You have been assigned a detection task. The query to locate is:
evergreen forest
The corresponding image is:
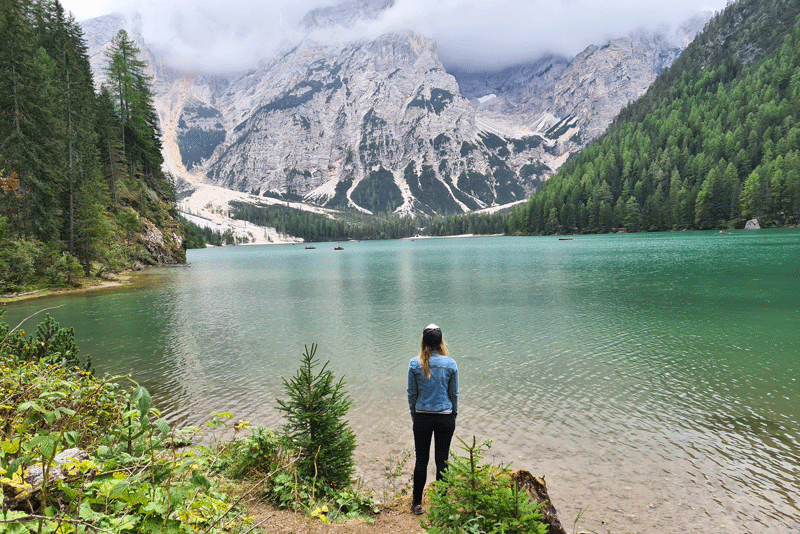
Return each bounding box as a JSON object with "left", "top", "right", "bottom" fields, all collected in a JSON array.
[
  {"left": 0, "top": 0, "right": 183, "bottom": 293},
  {"left": 508, "top": 0, "right": 800, "bottom": 235},
  {"left": 227, "top": 201, "right": 507, "bottom": 242},
  {"left": 6, "top": 0, "right": 800, "bottom": 293}
]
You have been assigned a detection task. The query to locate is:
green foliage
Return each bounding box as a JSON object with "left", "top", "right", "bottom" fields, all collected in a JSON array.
[
  {"left": 544, "top": 116, "right": 577, "bottom": 140},
  {"left": 350, "top": 167, "right": 404, "bottom": 214},
  {"left": 457, "top": 170, "right": 494, "bottom": 205},
  {"left": 183, "top": 105, "right": 222, "bottom": 119},
  {"left": 408, "top": 88, "right": 455, "bottom": 114},
  {"left": 0, "top": 312, "right": 256, "bottom": 534},
  {"left": 379, "top": 448, "right": 413, "bottom": 502},
  {"left": 177, "top": 127, "right": 226, "bottom": 170},
  {"left": 212, "top": 426, "right": 281, "bottom": 479},
  {"left": 406, "top": 163, "right": 462, "bottom": 214},
  {"left": 276, "top": 344, "right": 356, "bottom": 490},
  {"left": 0, "top": 313, "right": 86, "bottom": 371},
  {"left": 425, "top": 437, "right": 548, "bottom": 534},
  {"left": 209, "top": 358, "right": 376, "bottom": 523},
  {"left": 228, "top": 200, "right": 418, "bottom": 241},
  {"left": 257, "top": 81, "right": 323, "bottom": 114},
  {"left": 267, "top": 471, "right": 376, "bottom": 521},
  {"left": 425, "top": 211, "right": 508, "bottom": 236},
  {"left": 0, "top": 3, "right": 183, "bottom": 295},
  {"left": 179, "top": 216, "right": 224, "bottom": 248},
  {"left": 510, "top": 0, "right": 800, "bottom": 235}
]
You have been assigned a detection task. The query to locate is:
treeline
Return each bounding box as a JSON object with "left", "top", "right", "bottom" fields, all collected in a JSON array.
[
  {"left": 229, "top": 201, "right": 419, "bottom": 242},
  {"left": 424, "top": 211, "right": 507, "bottom": 236},
  {"left": 0, "top": 0, "right": 182, "bottom": 293},
  {"left": 180, "top": 217, "right": 226, "bottom": 248},
  {"left": 225, "top": 201, "right": 509, "bottom": 244},
  {"left": 508, "top": 0, "right": 800, "bottom": 235}
]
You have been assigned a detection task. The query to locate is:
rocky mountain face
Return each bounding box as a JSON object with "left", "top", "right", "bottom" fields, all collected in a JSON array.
[
  {"left": 80, "top": 10, "right": 708, "bottom": 217},
  {"left": 300, "top": 0, "right": 395, "bottom": 30},
  {"left": 454, "top": 19, "right": 707, "bottom": 145}
]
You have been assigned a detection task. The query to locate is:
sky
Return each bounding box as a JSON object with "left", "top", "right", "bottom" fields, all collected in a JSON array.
[{"left": 60, "top": 0, "right": 730, "bottom": 73}]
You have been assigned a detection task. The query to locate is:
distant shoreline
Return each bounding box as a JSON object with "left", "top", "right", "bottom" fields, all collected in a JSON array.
[
  {"left": 0, "top": 269, "right": 156, "bottom": 304},
  {"left": 403, "top": 233, "right": 504, "bottom": 240}
]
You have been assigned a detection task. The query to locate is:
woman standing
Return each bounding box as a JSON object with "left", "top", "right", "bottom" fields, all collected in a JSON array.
[{"left": 407, "top": 324, "right": 459, "bottom": 515}]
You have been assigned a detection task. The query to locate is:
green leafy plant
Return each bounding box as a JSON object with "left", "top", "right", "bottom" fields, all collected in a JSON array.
[
  {"left": 425, "top": 436, "right": 548, "bottom": 534},
  {"left": 380, "top": 447, "right": 413, "bottom": 502},
  {"left": 0, "top": 313, "right": 257, "bottom": 534},
  {"left": 212, "top": 426, "right": 281, "bottom": 479},
  {"left": 0, "top": 310, "right": 89, "bottom": 371}
]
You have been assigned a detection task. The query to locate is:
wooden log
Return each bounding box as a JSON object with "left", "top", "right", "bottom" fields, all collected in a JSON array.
[{"left": 511, "top": 469, "right": 568, "bottom": 534}]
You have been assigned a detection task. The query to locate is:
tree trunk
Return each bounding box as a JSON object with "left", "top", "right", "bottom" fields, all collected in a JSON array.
[{"left": 511, "top": 470, "right": 568, "bottom": 534}]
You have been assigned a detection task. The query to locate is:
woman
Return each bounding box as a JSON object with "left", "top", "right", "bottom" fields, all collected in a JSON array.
[{"left": 407, "top": 323, "right": 459, "bottom": 515}]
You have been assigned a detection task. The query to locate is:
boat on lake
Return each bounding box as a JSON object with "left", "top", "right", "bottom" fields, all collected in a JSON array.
[
  {"left": 334, "top": 246, "right": 344, "bottom": 250},
  {"left": 305, "top": 246, "right": 315, "bottom": 249}
]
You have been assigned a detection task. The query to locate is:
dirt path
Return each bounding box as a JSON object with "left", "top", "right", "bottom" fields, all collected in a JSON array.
[{"left": 245, "top": 494, "right": 426, "bottom": 534}]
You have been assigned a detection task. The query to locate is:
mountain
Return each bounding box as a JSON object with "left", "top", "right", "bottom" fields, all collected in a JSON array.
[
  {"left": 300, "top": 0, "right": 395, "bottom": 30},
  {"left": 79, "top": 6, "right": 708, "bottom": 219},
  {"left": 509, "top": 0, "right": 800, "bottom": 235},
  {"left": 453, "top": 19, "right": 705, "bottom": 145}
]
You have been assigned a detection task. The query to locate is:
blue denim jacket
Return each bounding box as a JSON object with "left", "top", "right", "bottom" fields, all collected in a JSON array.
[{"left": 408, "top": 352, "right": 458, "bottom": 417}]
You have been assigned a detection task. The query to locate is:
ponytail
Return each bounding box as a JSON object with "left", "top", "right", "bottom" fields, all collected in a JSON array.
[{"left": 418, "top": 340, "right": 447, "bottom": 379}]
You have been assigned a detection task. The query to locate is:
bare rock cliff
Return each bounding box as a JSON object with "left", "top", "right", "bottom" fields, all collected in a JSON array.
[{"left": 81, "top": 11, "right": 708, "bottom": 217}]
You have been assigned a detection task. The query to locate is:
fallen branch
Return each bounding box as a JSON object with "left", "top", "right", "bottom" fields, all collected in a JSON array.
[
  {"left": 241, "top": 513, "right": 277, "bottom": 534},
  {"left": 0, "top": 305, "right": 65, "bottom": 348},
  {"left": 0, "top": 514, "right": 115, "bottom": 534},
  {"left": 200, "top": 454, "right": 299, "bottom": 534}
]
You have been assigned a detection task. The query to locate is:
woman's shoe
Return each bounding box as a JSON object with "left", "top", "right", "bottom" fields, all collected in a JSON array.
[{"left": 411, "top": 503, "right": 424, "bottom": 515}]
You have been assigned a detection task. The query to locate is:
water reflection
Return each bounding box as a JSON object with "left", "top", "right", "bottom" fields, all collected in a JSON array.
[{"left": 4, "top": 231, "right": 800, "bottom": 534}]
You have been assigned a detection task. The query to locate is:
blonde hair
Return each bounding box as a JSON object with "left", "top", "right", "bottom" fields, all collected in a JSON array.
[{"left": 418, "top": 340, "right": 448, "bottom": 379}]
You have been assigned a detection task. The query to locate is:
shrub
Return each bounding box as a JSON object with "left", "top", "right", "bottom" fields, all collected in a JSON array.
[
  {"left": 0, "top": 238, "right": 40, "bottom": 292},
  {"left": 276, "top": 343, "right": 356, "bottom": 491},
  {"left": 425, "top": 436, "right": 548, "bottom": 534},
  {"left": 213, "top": 426, "right": 282, "bottom": 479},
  {"left": 0, "top": 312, "right": 87, "bottom": 370},
  {"left": 0, "top": 313, "right": 255, "bottom": 534}
]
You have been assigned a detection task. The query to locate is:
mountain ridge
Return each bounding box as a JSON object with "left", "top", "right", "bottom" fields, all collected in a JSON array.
[
  {"left": 508, "top": 0, "right": 800, "bottom": 235},
  {"left": 79, "top": 8, "right": 710, "bottom": 221}
]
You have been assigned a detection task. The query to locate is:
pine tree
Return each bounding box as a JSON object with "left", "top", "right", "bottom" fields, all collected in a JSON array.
[
  {"left": 276, "top": 344, "right": 356, "bottom": 490},
  {"left": 0, "top": 0, "right": 65, "bottom": 241},
  {"left": 95, "top": 87, "right": 127, "bottom": 202},
  {"left": 33, "top": 0, "right": 100, "bottom": 256},
  {"left": 74, "top": 173, "right": 112, "bottom": 275},
  {"left": 103, "top": 29, "right": 171, "bottom": 200}
]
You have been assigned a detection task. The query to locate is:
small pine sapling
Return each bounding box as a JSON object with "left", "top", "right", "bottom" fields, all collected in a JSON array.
[
  {"left": 425, "top": 436, "right": 548, "bottom": 534},
  {"left": 276, "top": 343, "right": 356, "bottom": 490}
]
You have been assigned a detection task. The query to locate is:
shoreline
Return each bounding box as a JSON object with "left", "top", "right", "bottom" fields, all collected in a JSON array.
[
  {"left": 0, "top": 266, "right": 173, "bottom": 304},
  {"left": 403, "top": 233, "right": 504, "bottom": 240}
]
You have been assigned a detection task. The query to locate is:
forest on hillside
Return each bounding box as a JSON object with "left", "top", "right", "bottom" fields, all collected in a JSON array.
[
  {"left": 9, "top": 0, "right": 800, "bottom": 280},
  {"left": 225, "top": 201, "right": 506, "bottom": 242},
  {"left": 0, "top": 0, "right": 182, "bottom": 293},
  {"left": 508, "top": 0, "right": 800, "bottom": 235}
]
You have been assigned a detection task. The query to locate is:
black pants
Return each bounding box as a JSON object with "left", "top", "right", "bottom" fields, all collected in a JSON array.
[{"left": 412, "top": 412, "right": 456, "bottom": 505}]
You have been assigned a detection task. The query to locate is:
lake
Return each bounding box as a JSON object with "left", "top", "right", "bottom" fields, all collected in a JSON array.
[{"left": 4, "top": 231, "right": 799, "bottom": 534}]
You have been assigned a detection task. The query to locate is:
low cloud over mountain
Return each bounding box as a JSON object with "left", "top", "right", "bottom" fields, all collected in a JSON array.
[{"left": 72, "top": 0, "right": 726, "bottom": 73}]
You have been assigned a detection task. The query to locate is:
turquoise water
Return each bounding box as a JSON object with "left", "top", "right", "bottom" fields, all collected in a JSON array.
[{"left": 4, "top": 230, "right": 799, "bottom": 533}]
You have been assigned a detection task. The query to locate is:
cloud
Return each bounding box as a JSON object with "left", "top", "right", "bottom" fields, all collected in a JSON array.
[
  {"left": 67, "top": 0, "right": 729, "bottom": 73},
  {"left": 375, "top": 0, "right": 727, "bottom": 70}
]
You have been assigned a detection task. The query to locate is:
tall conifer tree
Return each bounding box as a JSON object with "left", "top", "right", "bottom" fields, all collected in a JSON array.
[{"left": 0, "top": 0, "right": 65, "bottom": 240}]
